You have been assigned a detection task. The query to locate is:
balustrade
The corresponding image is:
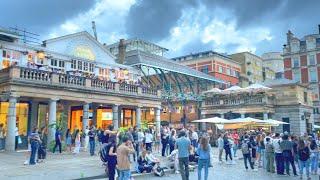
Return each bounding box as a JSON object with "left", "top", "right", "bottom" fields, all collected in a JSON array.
[
  {"left": 58, "top": 74, "right": 85, "bottom": 86},
  {"left": 142, "top": 86, "right": 158, "bottom": 96},
  {"left": 91, "top": 79, "right": 115, "bottom": 91},
  {"left": 20, "top": 67, "right": 51, "bottom": 82},
  {"left": 119, "top": 83, "right": 138, "bottom": 93}
]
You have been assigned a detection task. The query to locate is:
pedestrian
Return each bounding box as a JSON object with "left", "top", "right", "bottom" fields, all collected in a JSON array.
[
  {"left": 169, "top": 129, "right": 176, "bottom": 154},
  {"left": 265, "top": 137, "right": 275, "bottom": 173},
  {"left": 0, "top": 123, "right": 5, "bottom": 150},
  {"left": 37, "top": 127, "right": 47, "bottom": 162},
  {"left": 15, "top": 124, "right": 19, "bottom": 150},
  {"left": 29, "top": 127, "right": 40, "bottom": 165},
  {"left": 273, "top": 133, "right": 284, "bottom": 175},
  {"left": 223, "top": 134, "right": 233, "bottom": 164},
  {"left": 191, "top": 128, "right": 199, "bottom": 148},
  {"left": 176, "top": 130, "right": 191, "bottom": 180},
  {"left": 132, "top": 126, "right": 139, "bottom": 160},
  {"left": 197, "top": 137, "right": 211, "bottom": 180},
  {"left": 88, "top": 126, "right": 96, "bottom": 156},
  {"left": 107, "top": 136, "right": 117, "bottom": 180},
  {"left": 53, "top": 127, "right": 62, "bottom": 154},
  {"left": 217, "top": 134, "right": 224, "bottom": 163},
  {"left": 145, "top": 130, "right": 153, "bottom": 152},
  {"left": 249, "top": 135, "right": 257, "bottom": 167},
  {"left": 65, "top": 129, "right": 72, "bottom": 152},
  {"left": 280, "top": 134, "right": 297, "bottom": 176},
  {"left": 137, "top": 128, "right": 145, "bottom": 152},
  {"left": 161, "top": 126, "right": 169, "bottom": 157},
  {"left": 241, "top": 135, "right": 256, "bottom": 171},
  {"left": 116, "top": 136, "right": 135, "bottom": 180},
  {"left": 309, "top": 139, "right": 319, "bottom": 175},
  {"left": 297, "top": 139, "right": 311, "bottom": 180},
  {"left": 73, "top": 130, "right": 81, "bottom": 154},
  {"left": 232, "top": 130, "right": 239, "bottom": 157},
  {"left": 259, "top": 133, "right": 266, "bottom": 168},
  {"left": 291, "top": 135, "right": 299, "bottom": 163}
]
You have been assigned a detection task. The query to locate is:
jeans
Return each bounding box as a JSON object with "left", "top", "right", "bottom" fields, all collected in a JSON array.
[
  {"left": 29, "top": 141, "right": 39, "bottom": 165},
  {"left": 89, "top": 140, "right": 95, "bottom": 156},
  {"left": 118, "top": 169, "right": 130, "bottom": 180},
  {"left": 198, "top": 159, "right": 209, "bottom": 180},
  {"left": 243, "top": 153, "right": 254, "bottom": 169},
  {"left": 225, "top": 148, "right": 232, "bottom": 161},
  {"left": 265, "top": 152, "right": 275, "bottom": 173},
  {"left": 161, "top": 140, "right": 168, "bottom": 156},
  {"left": 218, "top": 148, "right": 223, "bottom": 161},
  {"left": 283, "top": 150, "right": 297, "bottom": 175},
  {"left": 179, "top": 157, "right": 189, "bottom": 180},
  {"left": 135, "top": 142, "right": 139, "bottom": 160},
  {"left": 310, "top": 152, "right": 319, "bottom": 173},
  {"left": 298, "top": 159, "right": 310, "bottom": 177},
  {"left": 260, "top": 149, "right": 266, "bottom": 168},
  {"left": 53, "top": 140, "right": 61, "bottom": 153},
  {"left": 275, "top": 153, "right": 284, "bottom": 174},
  {"left": 233, "top": 145, "right": 238, "bottom": 157},
  {"left": 0, "top": 138, "right": 4, "bottom": 150},
  {"left": 107, "top": 158, "right": 117, "bottom": 180}
]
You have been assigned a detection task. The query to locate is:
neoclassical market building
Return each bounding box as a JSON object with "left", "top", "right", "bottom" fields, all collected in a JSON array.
[{"left": 0, "top": 29, "right": 223, "bottom": 151}]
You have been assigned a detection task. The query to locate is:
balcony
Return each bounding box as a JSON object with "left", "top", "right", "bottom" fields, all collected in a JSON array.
[
  {"left": 204, "top": 95, "right": 273, "bottom": 107},
  {"left": 1, "top": 66, "right": 161, "bottom": 99}
]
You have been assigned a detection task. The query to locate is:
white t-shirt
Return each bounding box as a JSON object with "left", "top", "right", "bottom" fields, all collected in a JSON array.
[
  {"left": 273, "top": 138, "right": 282, "bottom": 153},
  {"left": 191, "top": 132, "right": 198, "bottom": 141},
  {"left": 145, "top": 133, "right": 153, "bottom": 143},
  {"left": 138, "top": 132, "right": 145, "bottom": 142},
  {"left": 218, "top": 137, "right": 224, "bottom": 149},
  {"left": 15, "top": 127, "right": 19, "bottom": 136}
]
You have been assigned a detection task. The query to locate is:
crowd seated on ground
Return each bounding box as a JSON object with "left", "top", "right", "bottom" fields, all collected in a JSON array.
[{"left": 137, "top": 150, "right": 154, "bottom": 173}]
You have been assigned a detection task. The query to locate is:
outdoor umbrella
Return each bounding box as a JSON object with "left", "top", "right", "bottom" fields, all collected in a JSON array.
[
  {"left": 224, "top": 117, "right": 265, "bottom": 124},
  {"left": 261, "top": 119, "right": 290, "bottom": 126},
  {"left": 192, "top": 117, "right": 229, "bottom": 124}
]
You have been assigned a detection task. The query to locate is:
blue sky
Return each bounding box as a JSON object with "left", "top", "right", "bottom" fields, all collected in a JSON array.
[{"left": 1, "top": 0, "right": 319, "bottom": 58}]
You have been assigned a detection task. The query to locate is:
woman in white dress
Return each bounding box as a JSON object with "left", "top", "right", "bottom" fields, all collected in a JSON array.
[
  {"left": 84, "top": 126, "right": 89, "bottom": 152},
  {"left": 73, "top": 130, "right": 81, "bottom": 154}
]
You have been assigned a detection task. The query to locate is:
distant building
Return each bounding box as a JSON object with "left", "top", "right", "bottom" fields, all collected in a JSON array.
[
  {"left": 172, "top": 51, "right": 241, "bottom": 86},
  {"left": 202, "top": 78, "right": 314, "bottom": 135},
  {"left": 231, "top": 52, "right": 274, "bottom": 87},
  {"left": 283, "top": 26, "right": 320, "bottom": 100},
  {"left": 261, "top": 52, "right": 284, "bottom": 78}
]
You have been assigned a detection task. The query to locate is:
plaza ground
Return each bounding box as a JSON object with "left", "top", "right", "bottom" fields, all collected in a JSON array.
[{"left": 0, "top": 148, "right": 318, "bottom": 180}]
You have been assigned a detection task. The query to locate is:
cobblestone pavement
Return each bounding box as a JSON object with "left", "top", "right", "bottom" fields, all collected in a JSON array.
[{"left": 1, "top": 148, "right": 319, "bottom": 180}]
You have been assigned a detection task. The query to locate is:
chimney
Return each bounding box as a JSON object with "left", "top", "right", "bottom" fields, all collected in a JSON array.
[
  {"left": 286, "top": 30, "right": 293, "bottom": 45},
  {"left": 318, "top": 24, "right": 320, "bottom": 34},
  {"left": 118, "top": 39, "right": 126, "bottom": 64}
]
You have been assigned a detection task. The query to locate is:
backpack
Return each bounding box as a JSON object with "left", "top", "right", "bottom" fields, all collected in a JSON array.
[
  {"left": 223, "top": 139, "right": 230, "bottom": 149},
  {"left": 154, "top": 166, "right": 165, "bottom": 177},
  {"left": 100, "top": 144, "right": 110, "bottom": 163},
  {"left": 241, "top": 142, "right": 250, "bottom": 154}
]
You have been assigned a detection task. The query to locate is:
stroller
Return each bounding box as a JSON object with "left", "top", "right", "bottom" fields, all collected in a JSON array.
[{"left": 99, "top": 144, "right": 109, "bottom": 176}]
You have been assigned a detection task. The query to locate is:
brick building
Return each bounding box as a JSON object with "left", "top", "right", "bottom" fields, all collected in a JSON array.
[{"left": 172, "top": 51, "right": 241, "bottom": 86}]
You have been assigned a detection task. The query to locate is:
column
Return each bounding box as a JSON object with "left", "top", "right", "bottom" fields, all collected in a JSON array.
[
  {"left": 30, "top": 100, "right": 39, "bottom": 131},
  {"left": 220, "top": 113, "right": 225, "bottom": 119},
  {"left": 5, "top": 96, "right": 17, "bottom": 151},
  {"left": 91, "top": 103, "right": 98, "bottom": 126},
  {"left": 201, "top": 114, "right": 206, "bottom": 131},
  {"left": 263, "top": 112, "right": 268, "bottom": 120},
  {"left": 155, "top": 107, "right": 161, "bottom": 136},
  {"left": 241, "top": 113, "right": 245, "bottom": 118},
  {"left": 136, "top": 106, "right": 142, "bottom": 129},
  {"left": 48, "top": 99, "right": 57, "bottom": 144},
  {"left": 82, "top": 103, "right": 90, "bottom": 131},
  {"left": 112, "top": 105, "right": 119, "bottom": 130}
]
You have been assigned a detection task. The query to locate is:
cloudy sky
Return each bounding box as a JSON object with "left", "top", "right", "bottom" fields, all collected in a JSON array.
[{"left": 1, "top": 0, "right": 319, "bottom": 58}]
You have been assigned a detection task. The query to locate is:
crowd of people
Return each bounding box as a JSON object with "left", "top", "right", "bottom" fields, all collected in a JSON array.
[{"left": 14, "top": 122, "right": 320, "bottom": 180}]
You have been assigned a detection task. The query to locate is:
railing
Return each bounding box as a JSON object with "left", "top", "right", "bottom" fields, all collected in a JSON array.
[
  {"left": 142, "top": 86, "right": 158, "bottom": 96},
  {"left": 119, "top": 83, "right": 138, "bottom": 93},
  {"left": 8, "top": 66, "right": 159, "bottom": 98},
  {"left": 205, "top": 96, "right": 268, "bottom": 106},
  {"left": 58, "top": 74, "right": 85, "bottom": 86},
  {"left": 20, "top": 67, "right": 51, "bottom": 82},
  {"left": 91, "top": 79, "right": 115, "bottom": 91}
]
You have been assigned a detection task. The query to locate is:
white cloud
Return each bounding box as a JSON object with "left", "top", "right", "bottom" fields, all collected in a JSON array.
[
  {"left": 47, "top": 0, "right": 135, "bottom": 43},
  {"left": 160, "top": 6, "right": 273, "bottom": 56}
]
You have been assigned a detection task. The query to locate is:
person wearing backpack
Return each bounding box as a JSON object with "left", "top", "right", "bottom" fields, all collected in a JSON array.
[
  {"left": 241, "top": 135, "right": 256, "bottom": 171},
  {"left": 265, "top": 137, "right": 275, "bottom": 173},
  {"left": 297, "top": 139, "right": 311, "bottom": 180},
  {"left": 223, "top": 135, "right": 233, "bottom": 164}
]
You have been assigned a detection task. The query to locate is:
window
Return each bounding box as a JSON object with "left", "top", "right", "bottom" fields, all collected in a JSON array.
[
  {"left": 218, "top": 66, "right": 223, "bottom": 73},
  {"left": 77, "top": 61, "right": 82, "bottom": 70},
  {"left": 51, "top": 59, "right": 57, "bottom": 66},
  {"left": 58, "top": 61, "right": 65, "bottom": 68},
  {"left": 282, "top": 118, "right": 290, "bottom": 133},
  {"left": 89, "top": 63, "right": 94, "bottom": 72},
  {"left": 200, "top": 66, "right": 209, "bottom": 74},
  {"left": 309, "top": 67, "right": 317, "bottom": 82},
  {"left": 71, "top": 60, "right": 77, "bottom": 69},
  {"left": 292, "top": 58, "right": 299, "bottom": 67},
  {"left": 226, "top": 68, "right": 231, "bottom": 75},
  {"left": 83, "top": 62, "right": 88, "bottom": 71},
  {"left": 293, "top": 69, "right": 301, "bottom": 82},
  {"left": 308, "top": 55, "right": 316, "bottom": 65}
]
